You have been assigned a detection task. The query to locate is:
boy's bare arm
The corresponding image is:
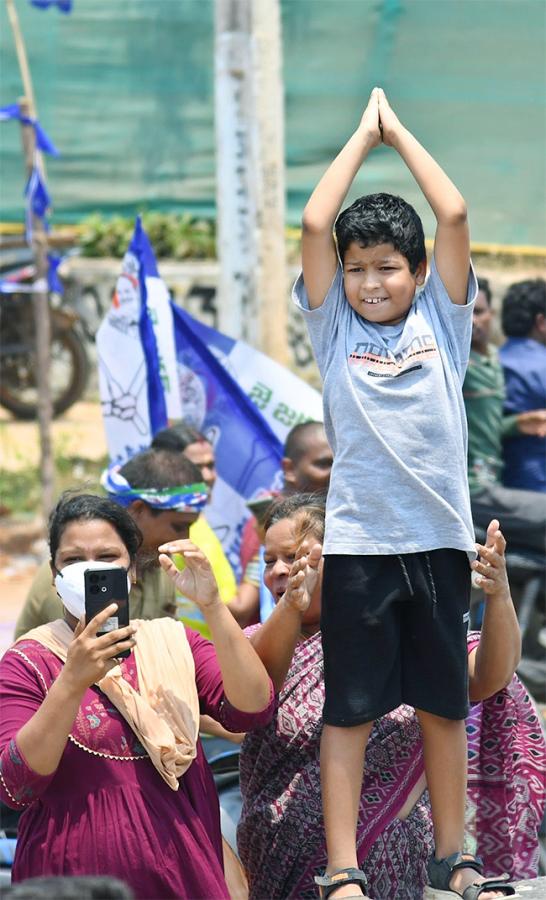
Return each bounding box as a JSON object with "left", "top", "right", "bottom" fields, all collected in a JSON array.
[
  {"left": 301, "top": 88, "right": 381, "bottom": 309},
  {"left": 378, "top": 90, "right": 470, "bottom": 306}
]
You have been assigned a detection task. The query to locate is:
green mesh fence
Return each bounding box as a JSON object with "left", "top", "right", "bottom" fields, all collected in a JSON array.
[{"left": 1, "top": 0, "right": 545, "bottom": 246}]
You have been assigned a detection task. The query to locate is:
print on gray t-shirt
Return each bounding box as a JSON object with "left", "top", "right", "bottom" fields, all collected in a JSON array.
[{"left": 293, "top": 256, "right": 477, "bottom": 557}]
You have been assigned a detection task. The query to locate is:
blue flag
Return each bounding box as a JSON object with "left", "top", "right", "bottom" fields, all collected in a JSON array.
[
  {"left": 97, "top": 216, "right": 184, "bottom": 465},
  {"left": 47, "top": 253, "right": 64, "bottom": 294},
  {"left": 98, "top": 217, "right": 299, "bottom": 572},
  {"left": 30, "top": 0, "right": 73, "bottom": 12},
  {"left": 0, "top": 103, "right": 60, "bottom": 156},
  {"left": 171, "top": 304, "right": 283, "bottom": 498},
  {"left": 122, "top": 216, "right": 283, "bottom": 498},
  {"left": 24, "top": 165, "right": 51, "bottom": 243},
  {"left": 129, "top": 217, "right": 168, "bottom": 436}
]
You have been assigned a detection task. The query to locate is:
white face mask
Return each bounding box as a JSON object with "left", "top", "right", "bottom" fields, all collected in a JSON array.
[{"left": 54, "top": 560, "right": 131, "bottom": 621}]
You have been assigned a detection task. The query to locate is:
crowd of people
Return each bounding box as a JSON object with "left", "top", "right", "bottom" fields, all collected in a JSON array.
[
  {"left": 464, "top": 276, "right": 546, "bottom": 553},
  {"left": 1, "top": 88, "right": 545, "bottom": 900}
]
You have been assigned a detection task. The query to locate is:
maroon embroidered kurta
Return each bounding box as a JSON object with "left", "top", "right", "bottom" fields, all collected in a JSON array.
[{"left": 0, "top": 627, "right": 274, "bottom": 899}]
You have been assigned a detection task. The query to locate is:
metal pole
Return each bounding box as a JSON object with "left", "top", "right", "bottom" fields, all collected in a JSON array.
[
  {"left": 5, "top": 0, "right": 46, "bottom": 180},
  {"left": 6, "top": 0, "right": 55, "bottom": 521},
  {"left": 19, "top": 99, "right": 55, "bottom": 522}
]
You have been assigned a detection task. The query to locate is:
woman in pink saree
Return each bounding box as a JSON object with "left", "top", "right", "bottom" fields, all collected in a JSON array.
[{"left": 238, "top": 494, "right": 546, "bottom": 899}]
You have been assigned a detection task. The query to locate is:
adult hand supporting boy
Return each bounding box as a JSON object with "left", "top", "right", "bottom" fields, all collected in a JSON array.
[
  {"left": 301, "top": 87, "right": 382, "bottom": 309},
  {"left": 377, "top": 89, "right": 470, "bottom": 306}
]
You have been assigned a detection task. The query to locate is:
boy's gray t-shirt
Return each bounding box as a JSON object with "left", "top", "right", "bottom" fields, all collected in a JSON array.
[{"left": 293, "top": 256, "right": 477, "bottom": 557}]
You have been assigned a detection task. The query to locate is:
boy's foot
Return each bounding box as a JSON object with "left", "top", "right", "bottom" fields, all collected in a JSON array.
[
  {"left": 315, "top": 867, "right": 372, "bottom": 899},
  {"left": 426, "top": 853, "right": 515, "bottom": 899},
  {"left": 448, "top": 864, "right": 513, "bottom": 899}
]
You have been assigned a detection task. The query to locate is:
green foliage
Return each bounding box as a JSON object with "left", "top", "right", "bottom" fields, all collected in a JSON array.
[
  {"left": 79, "top": 215, "right": 134, "bottom": 259},
  {"left": 77, "top": 212, "right": 303, "bottom": 261},
  {"left": 0, "top": 454, "right": 108, "bottom": 517},
  {"left": 79, "top": 212, "right": 216, "bottom": 259},
  {"left": 0, "top": 467, "right": 42, "bottom": 517}
]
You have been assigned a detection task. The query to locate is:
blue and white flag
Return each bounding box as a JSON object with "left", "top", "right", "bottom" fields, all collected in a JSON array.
[
  {"left": 170, "top": 307, "right": 326, "bottom": 567},
  {"left": 24, "top": 164, "right": 51, "bottom": 243},
  {"left": 97, "top": 218, "right": 322, "bottom": 572},
  {"left": 30, "top": 0, "right": 73, "bottom": 12},
  {"left": 47, "top": 253, "right": 64, "bottom": 294},
  {"left": 171, "top": 306, "right": 287, "bottom": 567},
  {"left": 172, "top": 305, "right": 284, "bottom": 498},
  {"left": 174, "top": 310, "right": 323, "bottom": 444},
  {"left": 0, "top": 255, "right": 63, "bottom": 295},
  {"left": 96, "top": 217, "right": 181, "bottom": 464},
  {"left": 0, "top": 103, "right": 60, "bottom": 156}
]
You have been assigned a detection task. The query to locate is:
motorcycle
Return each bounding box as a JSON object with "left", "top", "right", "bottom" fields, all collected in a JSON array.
[{"left": 0, "top": 249, "right": 89, "bottom": 420}]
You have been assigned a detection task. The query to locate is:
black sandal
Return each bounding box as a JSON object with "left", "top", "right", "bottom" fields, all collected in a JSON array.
[
  {"left": 423, "top": 852, "right": 516, "bottom": 899},
  {"left": 314, "top": 867, "right": 371, "bottom": 899}
]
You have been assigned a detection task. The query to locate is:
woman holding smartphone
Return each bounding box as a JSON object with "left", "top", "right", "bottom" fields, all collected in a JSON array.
[{"left": 0, "top": 493, "right": 274, "bottom": 899}]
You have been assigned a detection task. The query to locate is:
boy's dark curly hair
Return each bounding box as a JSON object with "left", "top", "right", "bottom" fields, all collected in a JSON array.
[
  {"left": 334, "top": 192, "right": 426, "bottom": 273},
  {"left": 501, "top": 278, "right": 546, "bottom": 338}
]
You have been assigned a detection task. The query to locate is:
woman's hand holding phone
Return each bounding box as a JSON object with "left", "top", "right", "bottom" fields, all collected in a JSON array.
[
  {"left": 158, "top": 540, "right": 221, "bottom": 610},
  {"left": 61, "top": 605, "right": 138, "bottom": 694}
]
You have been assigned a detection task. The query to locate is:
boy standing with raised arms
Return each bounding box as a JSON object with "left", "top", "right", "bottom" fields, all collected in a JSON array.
[{"left": 294, "top": 88, "right": 514, "bottom": 899}]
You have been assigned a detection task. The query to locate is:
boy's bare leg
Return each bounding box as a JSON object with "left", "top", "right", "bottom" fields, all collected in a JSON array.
[
  {"left": 418, "top": 710, "right": 506, "bottom": 899},
  {"left": 320, "top": 721, "right": 374, "bottom": 898}
]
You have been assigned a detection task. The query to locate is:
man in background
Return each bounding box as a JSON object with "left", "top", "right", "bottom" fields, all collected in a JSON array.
[
  {"left": 499, "top": 278, "right": 546, "bottom": 493},
  {"left": 151, "top": 423, "right": 238, "bottom": 633},
  {"left": 463, "top": 277, "right": 545, "bottom": 553}
]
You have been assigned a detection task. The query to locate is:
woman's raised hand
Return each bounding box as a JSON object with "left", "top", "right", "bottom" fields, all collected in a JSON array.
[
  {"left": 472, "top": 519, "right": 511, "bottom": 599},
  {"left": 62, "top": 605, "right": 138, "bottom": 693},
  {"left": 158, "top": 540, "right": 221, "bottom": 609},
  {"left": 283, "top": 541, "right": 322, "bottom": 613}
]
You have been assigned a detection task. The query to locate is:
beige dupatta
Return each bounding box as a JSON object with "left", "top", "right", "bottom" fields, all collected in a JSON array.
[{"left": 17, "top": 617, "right": 200, "bottom": 790}]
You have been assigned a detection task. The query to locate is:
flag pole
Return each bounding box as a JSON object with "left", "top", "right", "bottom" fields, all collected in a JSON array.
[
  {"left": 5, "top": 0, "right": 46, "bottom": 180},
  {"left": 5, "top": 0, "right": 55, "bottom": 523},
  {"left": 5, "top": 0, "right": 37, "bottom": 113}
]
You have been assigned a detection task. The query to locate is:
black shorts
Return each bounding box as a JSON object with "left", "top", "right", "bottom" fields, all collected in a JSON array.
[{"left": 321, "top": 549, "right": 471, "bottom": 726}]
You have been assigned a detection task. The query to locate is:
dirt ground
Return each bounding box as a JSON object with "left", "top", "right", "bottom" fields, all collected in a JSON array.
[
  {"left": 0, "top": 568, "right": 36, "bottom": 656},
  {"left": 0, "top": 399, "right": 107, "bottom": 472}
]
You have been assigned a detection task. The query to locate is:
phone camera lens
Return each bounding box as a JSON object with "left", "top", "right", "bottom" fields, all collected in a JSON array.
[
  {"left": 90, "top": 574, "right": 99, "bottom": 584},
  {"left": 91, "top": 584, "right": 100, "bottom": 594}
]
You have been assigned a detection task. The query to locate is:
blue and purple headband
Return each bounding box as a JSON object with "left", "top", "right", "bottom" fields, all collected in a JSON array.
[{"left": 101, "top": 465, "right": 209, "bottom": 514}]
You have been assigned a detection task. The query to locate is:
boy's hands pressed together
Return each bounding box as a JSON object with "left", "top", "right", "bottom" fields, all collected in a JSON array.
[
  {"left": 377, "top": 89, "right": 404, "bottom": 147},
  {"left": 377, "top": 88, "right": 470, "bottom": 304},
  {"left": 358, "top": 87, "right": 382, "bottom": 148}
]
